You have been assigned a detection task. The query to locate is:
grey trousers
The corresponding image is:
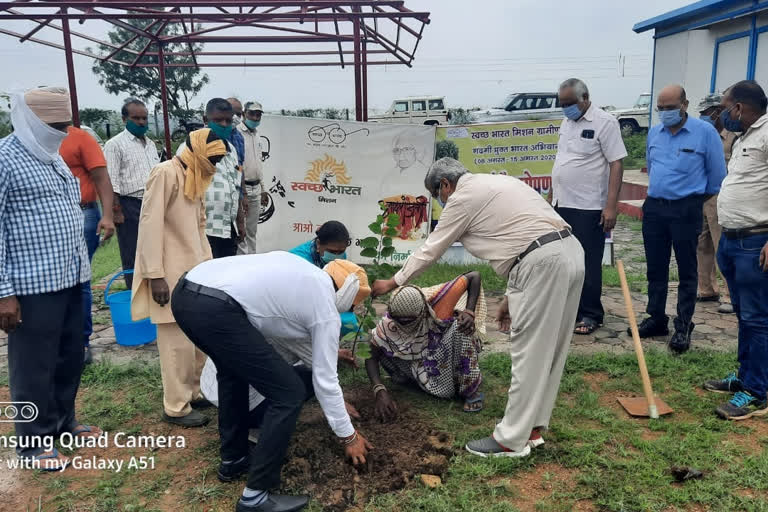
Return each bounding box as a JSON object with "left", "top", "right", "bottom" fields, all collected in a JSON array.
[
  {"left": 493, "top": 236, "right": 585, "bottom": 452},
  {"left": 237, "top": 184, "right": 262, "bottom": 255}
]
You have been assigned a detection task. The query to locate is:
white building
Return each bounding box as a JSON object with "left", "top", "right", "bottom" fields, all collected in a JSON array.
[{"left": 634, "top": 0, "right": 768, "bottom": 124}]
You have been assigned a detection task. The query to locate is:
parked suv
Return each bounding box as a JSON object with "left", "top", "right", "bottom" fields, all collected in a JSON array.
[
  {"left": 470, "top": 92, "right": 562, "bottom": 123},
  {"left": 369, "top": 96, "right": 450, "bottom": 125},
  {"left": 610, "top": 93, "right": 651, "bottom": 135}
]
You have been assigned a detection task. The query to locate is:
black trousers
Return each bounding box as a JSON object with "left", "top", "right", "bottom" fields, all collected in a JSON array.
[
  {"left": 642, "top": 195, "right": 705, "bottom": 330},
  {"left": 555, "top": 207, "right": 605, "bottom": 324},
  {"left": 8, "top": 287, "right": 83, "bottom": 457},
  {"left": 207, "top": 224, "right": 239, "bottom": 259},
  {"left": 115, "top": 196, "right": 142, "bottom": 289},
  {"left": 171, "top": 281, "right": 306, "bottom": 490},
  {"left": 242, "top": 367, "right": 314, "bottom": 433}
]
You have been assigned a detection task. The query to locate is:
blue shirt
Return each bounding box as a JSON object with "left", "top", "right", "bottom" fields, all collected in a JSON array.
[
  {"left": 229, "top": 128, "right": 245, "bottom": 167},
  {"left": 0, "top": 135, "right": 90, "bottom": 297},
  {"left": 646, "top": 116, "right": 727, "bottom": 200},
  {"left": 289, "top": 239, "right": 359, "bottom": 336}
]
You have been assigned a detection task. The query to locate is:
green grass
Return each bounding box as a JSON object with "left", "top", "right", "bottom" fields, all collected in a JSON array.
[
  {"left": 91, "top": 236, "right": 122, "bottom": 284},
  {"left": 410, "top": 263, "right": 507, "bottom": 293},
  {"left": 602, "top": 265, "right": 647, "bottom": 293}
]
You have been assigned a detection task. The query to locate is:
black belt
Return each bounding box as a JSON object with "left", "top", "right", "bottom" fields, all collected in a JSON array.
[
  {"left": 80, "top": 201, "right": 97, "bottom": 210},
  {"left": 511, "top": 229, "right": 572, "bottom": 270},
  {"left": 244, "top": 179, "right": 261, "bottom": 186},
  {"left": 178, "top": 278, "right": 240, "bottom": 308},
  {"left": 723, "top": 225, "right": 768, "bottom": 240},
  {"left": 646, "top": 194, "right": 707, "bottom": 205}
]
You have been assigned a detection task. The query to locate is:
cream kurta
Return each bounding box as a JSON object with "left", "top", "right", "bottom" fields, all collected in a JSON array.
[{"left": 131, "top": 158, "right": 212, "bottom": 324}]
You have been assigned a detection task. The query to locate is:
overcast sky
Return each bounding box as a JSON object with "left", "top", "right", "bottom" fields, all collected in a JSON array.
[{"left": 0, "top": 0, "right": 693, "bottom": 113}]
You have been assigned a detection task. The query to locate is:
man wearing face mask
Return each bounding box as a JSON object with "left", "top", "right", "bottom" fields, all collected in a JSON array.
[
  {"left": 236, "top": 100, "right": 269, "bottom": 255},
  {"left": 227, "top": 97, "right": 246, "bottom": 167},
  {"left": 177, "top": 98, "right": 245, "bottom": 258},
  {"left": 132, "top": 128, "right": 228, "bottom": 427},
  {"left": 171, "top": 254, "right": 373, "bottom": 512},
  {"left": 637, "top": 85, "right": 727, "bottom": 354},
  {"left": 104, "top": 98, "right": 161, "bottom": 290},
  {"left": 0, "top": 87, "right": 102, "bottom": 470},
  {"left": 371, "top": 157, "right": 584, "bottom": 458},
  {"left": 704, "top": 80, "right": 768, "bottom": 421},
  {"left": 551, "top": 78, "right": 627, "bottom": 336},
  {"left": 696, "top": 94, "right": 737, "bottom": 313}
]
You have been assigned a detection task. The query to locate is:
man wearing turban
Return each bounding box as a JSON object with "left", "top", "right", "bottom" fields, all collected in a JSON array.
[
  {"left": 131, "top": 128, "right": 227, "bottom": 427},
  {"left": 0, "top": 87, "right": 100, "bottom": 471}
]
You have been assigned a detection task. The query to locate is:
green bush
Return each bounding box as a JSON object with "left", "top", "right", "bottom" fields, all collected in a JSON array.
[{"left": 623, "top": 133, "right": 647, "bottom": 169}]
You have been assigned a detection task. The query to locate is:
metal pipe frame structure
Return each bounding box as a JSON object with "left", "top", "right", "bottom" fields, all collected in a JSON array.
[{"left": 0, "top": 1, "right": 430, "bottom": 155}]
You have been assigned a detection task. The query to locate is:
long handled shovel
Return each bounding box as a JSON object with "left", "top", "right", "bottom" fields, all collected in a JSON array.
[{"left": 616, "top": 260, "right": 673, "bottom": 418}]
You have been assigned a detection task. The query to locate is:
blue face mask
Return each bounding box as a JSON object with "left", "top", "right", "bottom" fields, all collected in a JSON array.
[
  {"left": 562, "top": 104, "right": 582, "bottom": 121},
  {"left": 720, "top": 108, "right": 743, "bottom": 132},
  {"left": 322, "top": 251, "right": 345, "bottom": 264},
  {"left": 700, "top": 115, "right": 715, "bottom": 126},
  {"left": 659, "top": 109, "right": 683, "bottom": 127},
  {"left": 436, "top": 196, "right": 446, "bottom": 208},
  {"left": 244, "top": 119, "right": 260, "bottom": 130}
]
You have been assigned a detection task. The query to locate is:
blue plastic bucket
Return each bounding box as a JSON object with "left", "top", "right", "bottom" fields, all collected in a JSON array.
[{"left": 105, "top": 270, "right": 157, "bottom": 346}]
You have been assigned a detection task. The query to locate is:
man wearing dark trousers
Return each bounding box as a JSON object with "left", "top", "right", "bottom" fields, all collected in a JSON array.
[
  {"left": 171, "top": 253, "right": 372, "bottom": 512},
  {"left": 551, "top": 78, "right": 627, "bottom": 335},
  {"left": 635, "top": 84, "right": 727, "bottom": 353},
  {"left": 104, "top": 98, "right": 160, "bottom": 289},
  {"left": 0, "top": 87, "right": 103, "bottom": 471}
]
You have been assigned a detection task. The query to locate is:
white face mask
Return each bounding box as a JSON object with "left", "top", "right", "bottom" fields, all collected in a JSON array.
[
  {"left": 334, "top": 273, "right": 360, "bottom": 313},
  {"left": 232, "top": 114, "right": 242, "bottom": 127},
  {"left": 10, "top": 92, "right": 68, "bottom": 164}
]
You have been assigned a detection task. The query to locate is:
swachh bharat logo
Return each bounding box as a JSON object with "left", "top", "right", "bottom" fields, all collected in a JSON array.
[
  {"left": 0, "top": 402, "right": 38, "bottom": 422},
  {"left": 290, "top": 154, "right": 362, "bottom": 202}
]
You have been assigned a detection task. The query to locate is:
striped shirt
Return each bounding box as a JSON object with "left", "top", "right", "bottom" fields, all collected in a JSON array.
[
  {"left": 0, "top": 135, "right": 90, "bottom": 297},
  {"left": 104, "top": 129, "right": 160, "bottom": 198},
  {"left": 176, "top": 141, "right": 242, "bottom": 238}
]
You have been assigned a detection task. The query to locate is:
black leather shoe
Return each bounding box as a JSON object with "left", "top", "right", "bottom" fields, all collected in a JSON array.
[
  {"left": 235, "top": 493, "right": 309, "bottom": 512},
  {"left": 669, "top": 323, "right": 695, "bottom": 354},
  {"left": 629, "top": 317, "right": 669, "bottom": 338},
  {"left": 162, "top": 409, "right": 209, "bottom": 427},
  {"left": 218, "top": 456, "right": 249, "bottom": 482}
]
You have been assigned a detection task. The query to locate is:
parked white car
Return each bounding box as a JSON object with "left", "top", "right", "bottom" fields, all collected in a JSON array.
[
  {"left": 610, "top": 93, "right": 651, "bottom": 135},
  {"left": 470, "top": 92, "right": 562, "bottom": 123},
  {"left": 369, "top": 96, "right": 450, "bottom": 126}
]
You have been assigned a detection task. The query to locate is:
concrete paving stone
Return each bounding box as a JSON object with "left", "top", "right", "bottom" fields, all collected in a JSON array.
[
  {"left": 603, "top": 322, "right": 627, "bottom": 332},
  {"left": 91, "top": 337, "right": 116, "bottom": 347},
  {"left": 98, "top": 327, "right": 115, "bottom": 338},
  {"left": 693, "top": 324, "right": 721, "bottom": 335},
  {"left": 705, "top": 319, "right": 738, "bottom": 330},
  {"left": 594, "top": 329, "right": 617, "bottom": 340}
]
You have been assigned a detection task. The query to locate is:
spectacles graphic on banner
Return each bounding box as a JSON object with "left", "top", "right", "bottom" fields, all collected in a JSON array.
[{"left": 307, "top": 123, "right": 370, "bottom": 144}]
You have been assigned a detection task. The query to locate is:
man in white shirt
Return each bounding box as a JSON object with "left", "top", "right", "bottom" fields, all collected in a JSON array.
[
  {"left": 551, "top": 78, "right": 627, "bottom": 335},
  {"left": 104, "top": 98, "right": 160, "bottom": 289},
  {"left": 702, "top": 80, "right": 768, "bottom": 421},
  {"left": 371, "top": 158, "right": 585, "bottom": 459},
  {"left": 171, "top": 253, "right": 372, "bottom": 512},
  {"left": 236, "top": 100, "right": 269, "bottom": 254}
]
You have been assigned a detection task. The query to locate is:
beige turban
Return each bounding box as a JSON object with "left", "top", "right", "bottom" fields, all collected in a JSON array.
[{"left": 24, "top": 87, "right": 72, "bottom": 124}]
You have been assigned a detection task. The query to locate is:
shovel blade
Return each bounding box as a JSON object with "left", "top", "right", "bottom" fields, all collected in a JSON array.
[{"left": 617, "top": 396, "right": 674, "bottom": 417}]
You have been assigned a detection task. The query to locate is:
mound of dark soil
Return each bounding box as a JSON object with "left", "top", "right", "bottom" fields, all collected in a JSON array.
[{"left": 281, "top": 390, "right": 454, "bottom": 511}]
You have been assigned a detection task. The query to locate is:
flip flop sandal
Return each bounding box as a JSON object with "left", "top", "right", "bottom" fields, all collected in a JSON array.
[
  {"left": 33, "top": 448, "right": 69, "bottom": 472},
  {"left": 574, "top": 319, "right": 600, "bottom": 335},
  {"left": 463, "top": 392, "right": 485, "bottom": 413},
  {"left": 71, "top": 425, "right": 101, "bottom": 438}
]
